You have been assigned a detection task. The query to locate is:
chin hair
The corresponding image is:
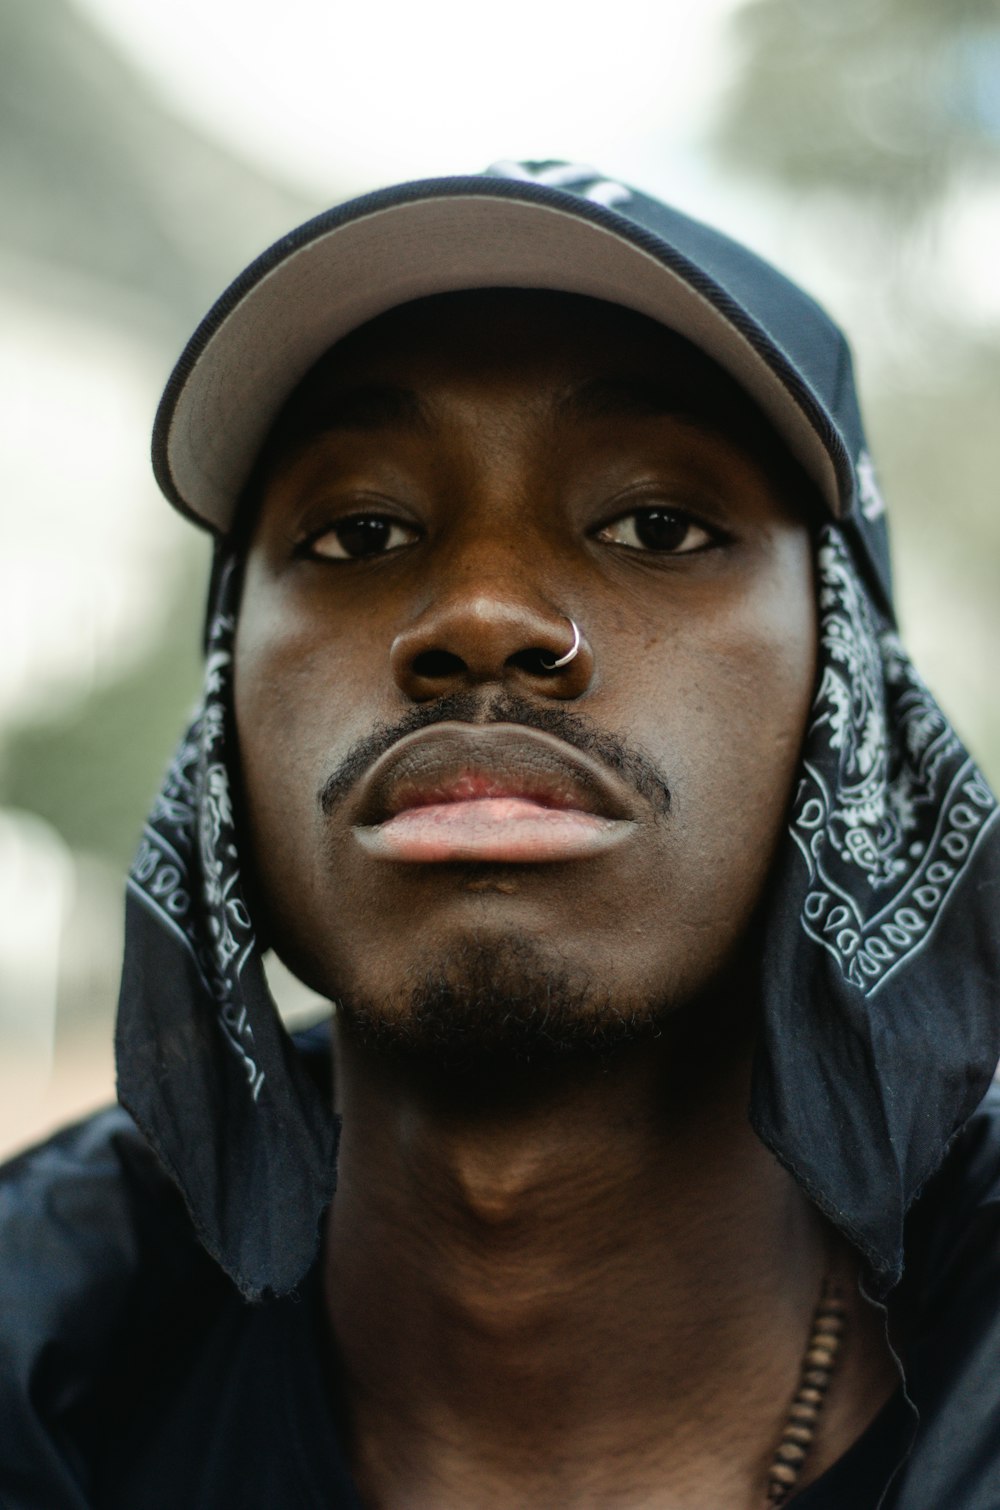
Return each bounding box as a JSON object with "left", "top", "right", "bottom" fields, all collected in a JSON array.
[{"left": 332, "top": 936, "right": 670, "bottom": 1082}]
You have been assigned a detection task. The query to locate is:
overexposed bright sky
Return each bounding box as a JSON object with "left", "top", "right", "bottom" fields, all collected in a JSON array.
[
  {"left": 72, "top": 0, "right": 1000, "bottom": 325},
  {"left": 76, "top": 0, "right": 741, "bottom": 203}
]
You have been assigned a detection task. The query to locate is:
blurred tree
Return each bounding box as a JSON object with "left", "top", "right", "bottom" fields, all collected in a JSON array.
[
  {"left": 0, "top": 0, "right": 315, "bottom": 324},
  {"left": 715, "top": 0, "right": 1000, "bottom": 221},
  {"left": 0, "top": 546, "right": 207, "bottom": 870},
  {"left": 0, "top": 0, "right": 325, "bottom": 871},
  {"left": 712, "top": 0, "right": 1000, "bottom": 786}
]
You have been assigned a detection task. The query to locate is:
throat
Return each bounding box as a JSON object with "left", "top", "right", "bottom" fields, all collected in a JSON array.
[{"left": 321, "top": 1025, "right": 876, "bottom": 1507}]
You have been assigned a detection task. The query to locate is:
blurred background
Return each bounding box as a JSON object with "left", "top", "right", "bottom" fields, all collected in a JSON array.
[{"left": 1, "top": 0, "right": 998, "bottom": 1156}]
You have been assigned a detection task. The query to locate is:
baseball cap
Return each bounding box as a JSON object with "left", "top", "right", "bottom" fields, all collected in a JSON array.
[{"left": 152, "top": 160, "right": 893, "bottom": 613}]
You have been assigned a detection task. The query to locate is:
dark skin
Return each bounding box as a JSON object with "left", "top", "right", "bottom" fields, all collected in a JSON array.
[{"left": 234, "top": 292, "right": 897, "bottom": 1507}]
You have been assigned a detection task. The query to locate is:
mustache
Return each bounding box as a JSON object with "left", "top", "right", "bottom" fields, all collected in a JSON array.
[{"left": 318, "top": 689, "right": 672, "bottom": 818}]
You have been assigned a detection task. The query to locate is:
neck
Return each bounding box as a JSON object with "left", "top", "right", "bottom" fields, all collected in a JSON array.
[{"left": 322, "top": 1006, "right": 881, "bottom": 1509}]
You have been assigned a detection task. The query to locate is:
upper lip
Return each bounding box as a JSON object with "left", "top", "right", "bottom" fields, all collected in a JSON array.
[{"left": 350, "top": 723, "right": 640, "bottom": 827}]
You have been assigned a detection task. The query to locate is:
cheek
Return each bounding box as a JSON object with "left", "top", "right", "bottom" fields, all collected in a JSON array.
[
  {"left": 237, "top": 566, "right": 354, "bottom": 688},
  {"left": 232, "top": 578, "right": 385, "bottom": 920},
  {"left": 234, "top": 566, "right": 384, "bottom": 774},
  {"left": 627, "top": 536, "right": 817, "bottom": 896}
]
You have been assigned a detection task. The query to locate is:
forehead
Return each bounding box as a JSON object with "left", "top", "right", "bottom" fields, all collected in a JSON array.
[
  {"left": 306, "top": 289, "right": 719, "bottom": 382},
  {"left": 248, "top": 290, "right": 806, "bottom": 498}
]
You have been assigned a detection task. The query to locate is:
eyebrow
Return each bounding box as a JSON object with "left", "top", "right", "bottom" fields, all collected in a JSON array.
[
  {"left": 273, "top": 372, "right": 751, "bottom": 473},
  {"left": 293, "top": 382, "right": 431, "bottom": 437},
  {"left": 295, "top": 374, "right": 724, "bottom": 438},
  {"left": 554, "top": 374, "right": 729, "bottom": 434}
]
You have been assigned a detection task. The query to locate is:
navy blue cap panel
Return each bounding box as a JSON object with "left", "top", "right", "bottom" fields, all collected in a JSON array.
[
  {"left": 485, "top": 164, "right": 895, "bottom": 615},
  {"left": 487, "top": 169, "right": 894, "bottom": 617},
  {"left": 623, "top": 183, "right": 894, "bottom": 610},
  {"left": 494, "top": 163, "right": 859, "bottom": 469}
]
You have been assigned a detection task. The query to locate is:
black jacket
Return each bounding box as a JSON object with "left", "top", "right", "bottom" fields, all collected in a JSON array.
[{"left": 3, "top": 1074, "right": 1000, "bottom": 1508}]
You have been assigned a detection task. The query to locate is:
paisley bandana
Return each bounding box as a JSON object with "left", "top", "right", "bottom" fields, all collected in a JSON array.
[
  {"left": 116, "top": 557, "right": 338, "bottom": 1300},
  {"left": 753, "top": 528, "right": 1000, "bottom": 1294},
  {"left": 116, "top": 526, "right": 1000, "bottom": 1303}
]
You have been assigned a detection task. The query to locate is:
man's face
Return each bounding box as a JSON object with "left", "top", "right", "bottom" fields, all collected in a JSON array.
[{"left": 234, "top": 291, "right": 816, "bottom": 1058}]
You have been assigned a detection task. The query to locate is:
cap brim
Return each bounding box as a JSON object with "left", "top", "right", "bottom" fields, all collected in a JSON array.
[{"left": 153, "top": 177, "right": 846, "bottom": 534}]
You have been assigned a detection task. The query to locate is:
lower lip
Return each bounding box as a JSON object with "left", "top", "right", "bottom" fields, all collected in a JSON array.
[{"left": 354, "top": 798, "right": 633, "bottom": 863}]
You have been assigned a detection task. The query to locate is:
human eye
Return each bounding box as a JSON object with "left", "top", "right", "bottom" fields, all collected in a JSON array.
[
  {"left": 595, "top": 505, "right": 719, "bottom": 555},
  {"left": 300, "top": 513, "right": 420, "bottom": 562}
]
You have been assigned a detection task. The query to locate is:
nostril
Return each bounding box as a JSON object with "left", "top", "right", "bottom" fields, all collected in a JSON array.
[
  {"left": 508, "top": 647, "right": 564, "bottom": 678},
  {"left": 411, "top": 648, "right": 466, "bottom": 680}
]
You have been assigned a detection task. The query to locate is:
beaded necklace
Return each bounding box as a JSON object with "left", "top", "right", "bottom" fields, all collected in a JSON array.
[{"left": 764, "top": 1277, "right": 848, "bottom": 1506}]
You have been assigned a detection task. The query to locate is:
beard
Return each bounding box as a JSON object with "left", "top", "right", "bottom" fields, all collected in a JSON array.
[{"left": 332, "top": 934, "right": 673, "bottom": 1084}]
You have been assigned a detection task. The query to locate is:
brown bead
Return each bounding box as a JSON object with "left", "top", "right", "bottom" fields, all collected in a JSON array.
[
  {"left": 776, "top": 1441, "right": 807, "bottom": 1465},
  {"left": 784, "top": 1424, "right": 814, "bottom": 1446},
  {"left": 799, "top": 1386, "right": 825, "bottom": 1405},
  {"left": 768, "top": 1463, "right": 799, "bottom": 1486},
  {"left": 785, "top": 1419, "right": 821, "bottom": 1443},
  {"left": 790, "top": 1401, "right": 820, "bottom": 1423},
  {"left": 805, "top": 1347, "right": 835, "bottom": 1369},
  {"left": 815, "top": 1311, "right": 846, "bottom": 1332},
  {"left": 802, "top": 1369, "right": 830, "bottom": 1390}
]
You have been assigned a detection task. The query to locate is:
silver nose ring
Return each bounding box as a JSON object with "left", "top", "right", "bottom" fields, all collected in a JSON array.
[{"left": 540, "top": 618, "right": 581, "bottom": 670}]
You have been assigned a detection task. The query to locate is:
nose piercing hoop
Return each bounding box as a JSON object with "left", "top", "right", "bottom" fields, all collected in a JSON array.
[{"left": 540, "top": 618, "right": 581, "bottom": 671}]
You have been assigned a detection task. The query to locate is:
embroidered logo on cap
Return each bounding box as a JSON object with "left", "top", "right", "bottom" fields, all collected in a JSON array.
[
  {"left": 857, "top": 449, "right": 886, "bottom": 522},
  {"left": 486, "top": 159, "right": 633, "bottom": 208}
]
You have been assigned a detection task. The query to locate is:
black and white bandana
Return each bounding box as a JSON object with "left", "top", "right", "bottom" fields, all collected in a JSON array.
[
  {"left": 116, "top": 522, "right": 1000, "bottom": 1301},
  {"left": 753, "top": 527, "right": 999, "bottom": 1294},
  {"left": 116, "top": 557, "right": 338, "bottom": 1300}
]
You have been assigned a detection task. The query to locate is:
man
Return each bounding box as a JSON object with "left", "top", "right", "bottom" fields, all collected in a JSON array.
[{"left": 2, "top": 162, "right": 999, "bottom": 1508}]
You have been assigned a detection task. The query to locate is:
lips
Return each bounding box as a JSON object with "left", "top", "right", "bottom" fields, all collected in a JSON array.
[{"left": 347, "top": 723, "right": 639, "bottom": 863}]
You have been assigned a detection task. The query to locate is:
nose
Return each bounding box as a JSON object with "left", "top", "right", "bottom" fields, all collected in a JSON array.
[{"left": 390, "top": 593, "right": 594, "bottom": 701}]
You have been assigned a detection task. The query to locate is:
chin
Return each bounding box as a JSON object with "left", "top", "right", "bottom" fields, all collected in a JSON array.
[{"left": 328, "top": 933, "right": 672, "bottom": 1080}]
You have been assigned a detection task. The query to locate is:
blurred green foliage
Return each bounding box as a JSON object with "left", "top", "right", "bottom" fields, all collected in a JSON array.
[
  {"left": 0, "top": 549, "right": 208, "bottom": 869},
  {"left": 0, "top": 0, "right": 319, "bottom": 872},
  {"left": 713, "top": 0, "right": 1000, "bottom": 786},
  {"left": 715, "top": 0, "right": 1000, "bottom": 218},
  {"left": 868, "top": 345, "right": 1000, "bottom": 775},
  {"left": 0, "top": 0, "right": 315, "bottom": 324}
]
